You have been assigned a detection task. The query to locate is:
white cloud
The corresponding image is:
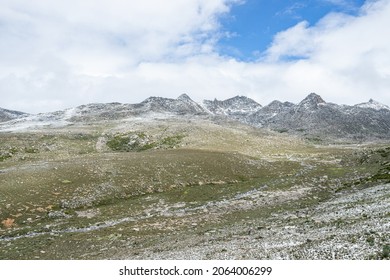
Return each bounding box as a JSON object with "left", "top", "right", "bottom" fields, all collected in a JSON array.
[
  {"left": 0, "top": 0, "right": 234, "bottom": 72},
  {"left": 0, "top": 0, "right": 240, "bottom": 112},
  {"left": 1, "top": 0, "right": 390, "bottom": 113},
  {"left": 263, "top": 0, "right": 390, "bottom": 104}
]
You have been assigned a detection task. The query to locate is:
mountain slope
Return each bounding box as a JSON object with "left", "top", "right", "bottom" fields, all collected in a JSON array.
[
  {"left": 0, "top": 95, "right": 208, "bottom": 130},
  {"left": 0, "top": 107, "right": 28, "bottom": 122},
  {"left": 247, "top": 93, "right": 390, "bottom": 140},
  {"left": 71, "top": 94, "right": 207, "bottom": 122},
  {"left": 247, "top": 100, "right": 294, "bottom": 127}
]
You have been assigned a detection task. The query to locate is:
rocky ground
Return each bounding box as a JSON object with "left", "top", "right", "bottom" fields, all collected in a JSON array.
[
  {"left": 0, "top": 116, "right": 389, "bottom": 259},
  {"left": 122, "top": 183, "right": 389, "bottom": 260}
]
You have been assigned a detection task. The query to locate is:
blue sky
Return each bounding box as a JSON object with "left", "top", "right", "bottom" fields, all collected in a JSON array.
[
  {"left": 1, "top": 0, "right": 389, "bottom": 113},
  {"left": 218, "top": 0, "right": 366, "bottom": 60}
]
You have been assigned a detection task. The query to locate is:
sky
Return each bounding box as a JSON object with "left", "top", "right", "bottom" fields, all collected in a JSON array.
[{"left": 1, "top": 0, "right": 389, "bottom": 113}]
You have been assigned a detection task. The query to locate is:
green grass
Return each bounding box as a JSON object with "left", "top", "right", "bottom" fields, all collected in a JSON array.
[{"left": 0, "top": 153, "right": 12, "bottom": 162}]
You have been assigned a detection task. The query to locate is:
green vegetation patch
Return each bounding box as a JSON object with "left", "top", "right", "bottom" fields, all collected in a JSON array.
[
  {"left": 380, "top": 244, "right": 390, "bottom": 259},
  {"left": 305, "top": 136, "right": 323, "bottom": 144},
  {"left": 24, "top": 147, "right": 39, "bottom": 154},
  {"left": 0, "top": 153, "right": 12, "bottom": 162},
  {"left": 106, "top": 132, "right": 185, "bottom": 152},
  {"left": 0, "top": 146, "right": 18, "bottom": 161},
  {"left": 360, "top": 147, "right": 390, "bottom": 184}
]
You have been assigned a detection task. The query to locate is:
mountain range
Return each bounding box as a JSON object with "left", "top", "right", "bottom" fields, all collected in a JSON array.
[{"left": 1, "top": 93, "right": 390, "bottom": 140}]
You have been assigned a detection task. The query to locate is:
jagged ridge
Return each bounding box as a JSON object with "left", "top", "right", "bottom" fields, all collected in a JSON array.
[
  {"left": 202, "top": 96, "right": 262, "bottom": 117},
  {"left": 1, "top": 93, "right": 390, "bottom": 140}
]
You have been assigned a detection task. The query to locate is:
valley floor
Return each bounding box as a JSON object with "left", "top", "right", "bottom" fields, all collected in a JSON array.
[{"left": 0, "top": 117, "right": 389, "bottom": 259}]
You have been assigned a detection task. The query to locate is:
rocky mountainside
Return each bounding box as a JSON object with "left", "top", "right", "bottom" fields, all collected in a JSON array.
[
  {"left": 0, "top": 107, "right": 28, "bottom": 122},
  {"left": 1, "top": 93, "right": 390, "bottom": 140},
  {"left": 55, "top": 94, "right": 207, "bottom": 122},
  {"left": 247, "top": 100, "right": 295, "bottom": 126},
  {"left": 0, "top": 94, "right": 208, "bottom": 130},
  {"left": 248, "top": 93, "right": 390, "bottom": 140},
  {"left": 202, "top": 93, "right": 390, "bottom": 140},
  {"left": 140, "top": 93, "right": 207, "bottom": 116},
  {"left": 202, "top": 96, "right": 262, "bottom": 119}
]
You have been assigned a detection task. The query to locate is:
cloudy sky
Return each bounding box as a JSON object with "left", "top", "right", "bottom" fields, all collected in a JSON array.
[{"left": 1, "top": 0, "right": 389, "bottom": 113}]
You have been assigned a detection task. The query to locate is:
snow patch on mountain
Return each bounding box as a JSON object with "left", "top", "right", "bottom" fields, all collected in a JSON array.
[{"left": 355, "top": 99, "right": 390, "bottom": 111}]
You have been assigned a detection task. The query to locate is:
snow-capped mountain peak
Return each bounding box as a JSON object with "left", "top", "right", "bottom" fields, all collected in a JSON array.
[{"left": 355, "top": 99, "right": 390, "bottom": 111}]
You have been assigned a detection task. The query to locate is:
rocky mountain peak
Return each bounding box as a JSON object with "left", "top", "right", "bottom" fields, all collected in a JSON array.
[
  {"left": 229, "top": 95, "right": 260, "bottom": 105},
  {"left": 202, "top": 95, "right": 262, "bottom": 116},
  {"left": 301, "top": 93, "right": 325, "bottom": 105},
  {"left": 177, "top": 93, "right": 192, "bottom": 101},
  {"left": 297, "top": 93, "right": 326, "bottom": 110},
  {"left": 265, "top": 100, "right": 295, "bottom": 110},
  {"left": 229, "top": 95, "right": 251, "bottom": 101},
  {"left": 138, "top": 94, "right": 207, "bottom": 115},
  {"left": 267, "top": 100, "right": 283, "bottom": 107}
]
